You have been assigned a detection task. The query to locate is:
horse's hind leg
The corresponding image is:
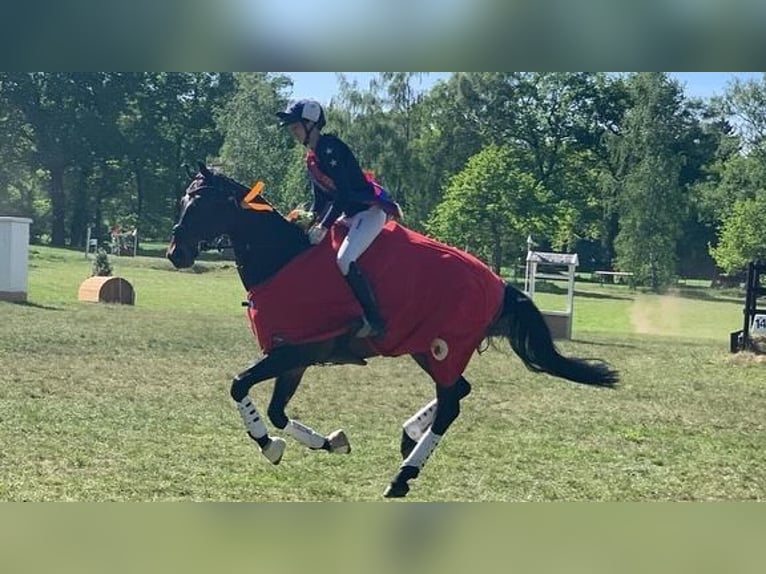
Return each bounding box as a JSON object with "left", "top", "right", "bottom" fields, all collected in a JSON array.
[
  {"left": 268, "top": 367, "right": 351, "bottom": 455},
  {"left": 399, "top": 376, "right": 471, "bottom": 459},
  {"left": 385, "top": 376, "right": 470, "bottom": 498}
]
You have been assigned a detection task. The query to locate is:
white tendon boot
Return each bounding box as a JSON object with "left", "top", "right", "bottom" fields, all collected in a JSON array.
[
  {"left": 402, "top": 399, "right": 437, "bottom": 441},
  {"left": 283, "top": 420, "right": 351, "bottom": 454},
  {"left": 283, "top": 419, "right": 327, "bottom": 449},
  {"left": 237, "top": 397, "right": 285, "bottom": 465},
  {"left": 385, "top": 429, "right": 442, "bottom": 498}
]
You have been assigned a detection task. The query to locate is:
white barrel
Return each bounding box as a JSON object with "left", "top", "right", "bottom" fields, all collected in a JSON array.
[{"left": 0, "top": 216, "right": 33, "bottom": 302}]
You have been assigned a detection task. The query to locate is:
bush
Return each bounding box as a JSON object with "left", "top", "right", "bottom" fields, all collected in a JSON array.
[{"left": 91, "top": 249, "right": 113, "bottom": 277}]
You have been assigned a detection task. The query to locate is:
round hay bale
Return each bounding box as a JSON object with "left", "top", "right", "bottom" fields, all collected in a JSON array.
[{"left": 78, "top": 276, "right": 135, "bottom": 305}]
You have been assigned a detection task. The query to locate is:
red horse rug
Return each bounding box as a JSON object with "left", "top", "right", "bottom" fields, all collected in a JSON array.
[{"left": 245, "top": 221, "right": 505, "bottom": 386}]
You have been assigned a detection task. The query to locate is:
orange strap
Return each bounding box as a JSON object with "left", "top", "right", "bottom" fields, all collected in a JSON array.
[{"left": 241, "top": 181, "right": 272, "bottom": 211}]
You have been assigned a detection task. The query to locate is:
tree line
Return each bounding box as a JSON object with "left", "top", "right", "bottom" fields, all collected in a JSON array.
[{"left": 1, "top": 72, "right": 765, "bottom": 290}]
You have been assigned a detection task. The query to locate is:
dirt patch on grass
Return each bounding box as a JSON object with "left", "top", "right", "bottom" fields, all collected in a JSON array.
[
  {"left": 726, "top": 350, "right": 766, "bottom": 365},
  {"left": 629, "top": 294, "right": 682, "bottom": 335}
]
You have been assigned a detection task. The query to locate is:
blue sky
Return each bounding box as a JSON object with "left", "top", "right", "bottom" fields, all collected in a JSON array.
[{"left": 284, "top": 72, "right": 763, "bottom": 104}]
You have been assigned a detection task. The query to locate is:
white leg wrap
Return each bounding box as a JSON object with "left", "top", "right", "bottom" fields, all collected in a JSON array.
[
  {"left": 403, "top": 399, "right": 437, "bottom": 441},
  {"left": 237, "top": 397, "right": 268, "bottom": 440},
  {"left": 284, "top": 419, "right": 327, "bottom": 449},
  {"left": 402, "top": 429, "right": 441, "bottom": 470}
]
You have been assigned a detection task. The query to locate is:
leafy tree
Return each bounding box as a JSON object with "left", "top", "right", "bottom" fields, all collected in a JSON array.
[
  {"left": 215, "top": 73, "right": 295, "bottom": 209},
  {"left": 610, "top": 73, "right": 688, "bottom": 290},
  {"left": 704, "top": 74, "right": 766, "bottom": 273},
  {"left": 115, "top": 73, "right": 235, "bottom": 241},
  {"left": 724, "top": 73, "right": 766, "bottom": 154},
  {"left": 453, "top": 73, "right": 628, "bottom": 251},
  {"left": 426, "top": 144, "right": 546, "bottom": 273},
  {"left": 711, "top": 193, "right": 766, "bottom": 273},
  {"left": 0, "top": 91, "right": 40, "bottom": 222},
  {"left": 406, "top": 74, "right": 485, "bottom": 229},
  {"left": 0, "top": 73, "right": 110, "bottom": 245}
]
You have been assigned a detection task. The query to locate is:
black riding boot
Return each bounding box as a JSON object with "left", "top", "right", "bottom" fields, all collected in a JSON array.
[{"left": 345, "top": 262, "right": 385, "bottom": 338}]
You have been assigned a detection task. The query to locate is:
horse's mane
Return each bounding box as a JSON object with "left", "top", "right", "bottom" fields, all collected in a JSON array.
[{"left": 186, "top": 166, "right": 310, "bottom": 287}]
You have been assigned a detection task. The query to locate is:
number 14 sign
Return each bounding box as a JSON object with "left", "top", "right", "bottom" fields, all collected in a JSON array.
[{"left": 751, "top": 314, "right": 766, "bottom": 335}]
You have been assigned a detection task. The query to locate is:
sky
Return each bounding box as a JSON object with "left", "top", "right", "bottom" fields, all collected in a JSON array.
[{"left": 284, "top": 72, "right": 763, "bottom": 105}]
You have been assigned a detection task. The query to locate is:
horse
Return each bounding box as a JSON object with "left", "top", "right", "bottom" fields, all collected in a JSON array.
[{"left": 166, "top": 164, "right": 619, "bottom": 498}]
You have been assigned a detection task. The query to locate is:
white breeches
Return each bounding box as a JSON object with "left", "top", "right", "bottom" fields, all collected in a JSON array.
[{"left": 336, "top": 206, "right": 387, "bottom": 276}]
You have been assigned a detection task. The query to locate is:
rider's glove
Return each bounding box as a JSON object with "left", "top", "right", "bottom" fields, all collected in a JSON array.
[{"left": 307, "top": 225, "right": 327, "bottom": 245}]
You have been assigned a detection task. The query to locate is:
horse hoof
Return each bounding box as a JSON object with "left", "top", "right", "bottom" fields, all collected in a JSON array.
[
  {"left": 262, "top": 437, "right": 286, "bottom": 465},
  {"left": 383, "top": 481, "right": 410, "bottom": 498},
  {"left": 326, "top": 429, "right": 351, "bottom": 454}
]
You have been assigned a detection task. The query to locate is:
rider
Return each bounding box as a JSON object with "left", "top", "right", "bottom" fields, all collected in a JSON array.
[{"left": 277, "top": 98, "right": 402, "bottom": 339}]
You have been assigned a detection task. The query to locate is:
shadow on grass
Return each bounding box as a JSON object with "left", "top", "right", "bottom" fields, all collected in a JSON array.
[
  {"left": 10, "top": 300, "right": 62, "bottom": 311},
  {"left": 574, "top": 289, "right": 634, "bottom": 301},
  {"left": 569, "top": 338, "right": 638, "bottom": 350},
  {"left": 512, "top": 280, "right": 634, "bottom": 302},
  {"left": 670, "top": 286, "right": 743, "bottom": 304}
]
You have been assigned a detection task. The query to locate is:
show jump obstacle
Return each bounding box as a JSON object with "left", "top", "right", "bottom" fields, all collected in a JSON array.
[
  {"left": 524, "top": 249, "right": 579, "bottom": 339},
  {"left": 0, "top": 216, "right": 33, "bottom": 303},
  {"left": 730, "top": 260, "right": 766, "bottom": 353},
  {"left": 78, "top": 276, "right": 135, "bottom": 305}
]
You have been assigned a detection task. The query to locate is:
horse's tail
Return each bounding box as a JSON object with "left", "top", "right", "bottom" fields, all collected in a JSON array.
[{"left": 498, "top": 283, "right": 619, "bottom": 387}]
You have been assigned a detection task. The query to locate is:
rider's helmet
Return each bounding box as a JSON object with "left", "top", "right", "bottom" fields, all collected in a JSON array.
[{"left": 276, "top": 99, "right": 326, "bottom": 130}]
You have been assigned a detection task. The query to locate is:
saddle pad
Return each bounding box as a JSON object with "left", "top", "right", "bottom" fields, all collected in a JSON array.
[{"left": 246, "top": 221, "right": 504, "bottom": 386}]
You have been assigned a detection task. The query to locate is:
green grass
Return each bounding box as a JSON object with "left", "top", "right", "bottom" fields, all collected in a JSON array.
[{"left": 1, "top": 246, "right": 764, "bottom": 500}]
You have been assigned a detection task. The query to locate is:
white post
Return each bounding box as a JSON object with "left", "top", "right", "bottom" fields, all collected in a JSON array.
[
  {"left": 85, "top": 226, "right": 92, "bottom": 258},
  {"left": 524, "top": 236, "right": 534, "bottom": 294},
  {"left": 566, "top": 263, "right": 576, "bottom": 314},
  {"left": 528, "top": 260, "right": 537, "bottom": 298},
  {"left": 0, "top": 216, "right": 33, "bottom": 303}
]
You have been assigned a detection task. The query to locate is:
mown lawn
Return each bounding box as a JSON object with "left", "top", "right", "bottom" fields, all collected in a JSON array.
[{"left": 0, "top": 246, "right": 763, "bottom": 501}]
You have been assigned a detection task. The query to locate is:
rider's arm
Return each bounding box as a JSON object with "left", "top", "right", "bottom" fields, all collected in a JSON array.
[
  {"left": 316, "top": 136, "right": 366, "bottom": 229},
  {"left": 309, "top": 183, "right": 333, "bottom": 224}
]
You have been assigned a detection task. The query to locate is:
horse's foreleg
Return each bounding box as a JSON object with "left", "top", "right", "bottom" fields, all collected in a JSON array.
[
  {"left": 385, "top": 377, "right": 471, "bottom": 498},
  {"left": 267, "top": 368, "right": 351, "bottom": 454},
  {"left": 230, "top": 347, "right": 309, "bottom": 465}
]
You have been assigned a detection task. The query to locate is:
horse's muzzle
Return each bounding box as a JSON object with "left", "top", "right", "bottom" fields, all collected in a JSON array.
[
  {"left": 167, "top": 241, "right": 194, "bottom": 269},
  {"left": 167, "top": 227, "right": 199, "bottom": 268},
  {"left": 167, "top": 224, "right": 195, "bottom": 269}
]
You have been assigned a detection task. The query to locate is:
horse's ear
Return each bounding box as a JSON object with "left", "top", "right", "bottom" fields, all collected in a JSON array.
[{"left": 198, "top": 162, "right": 211, "bottom": 178}]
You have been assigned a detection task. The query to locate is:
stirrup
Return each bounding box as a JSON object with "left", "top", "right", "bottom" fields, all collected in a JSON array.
[{"left": 354, "top": 316, "right": 384, "bottom": 339}]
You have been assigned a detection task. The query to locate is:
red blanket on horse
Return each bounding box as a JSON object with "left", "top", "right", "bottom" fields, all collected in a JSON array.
[{"left": 245, "top": 221, "right": 504, "bottom": 386}]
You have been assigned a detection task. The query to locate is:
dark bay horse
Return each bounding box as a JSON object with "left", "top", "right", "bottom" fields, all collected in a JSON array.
[{"left": 166, "top": 164, "right": 618, "bottom": 498}]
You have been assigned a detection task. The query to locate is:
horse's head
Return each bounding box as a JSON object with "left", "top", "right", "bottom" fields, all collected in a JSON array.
[{"left": 167, "top": 163, "right": 269, "bottom": 269}]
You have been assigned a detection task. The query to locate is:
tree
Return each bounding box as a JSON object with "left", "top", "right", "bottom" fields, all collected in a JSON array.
[
  {"left": 710, "top": 193, "right": 766, "bottom": 273},
  {"left": 454, "top": 73, "right": 627, "bottom": 252},
  {"left": 426, "top": 144, "right": 546, "bottom": 273},
  {"left": 705, "top": 74, "right": 766, "bottom": 273},
  {"left": 116, "top": 73, "right": 235, "bottom": 241},
  {"left": 215, "top": 73, "right": 295, "bottom": 210},
  {"left": 0, "top": 73, "right": 110, "bottom": 245},
  {"left": 0, "top": 89, "right": 39, "bottom": 221},
  {"left": 610, "top": 73, "right": 688, "bottom": 290}
]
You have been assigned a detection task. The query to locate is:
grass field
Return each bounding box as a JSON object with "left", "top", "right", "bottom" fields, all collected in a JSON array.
[{"left": 0, "top": 245, "right": 764, "bottom": 501}]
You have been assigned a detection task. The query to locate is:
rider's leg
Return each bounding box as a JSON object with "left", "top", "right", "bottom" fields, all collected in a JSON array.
[{"left": 337, "top": 206, "right": 387, "bottom": 338}]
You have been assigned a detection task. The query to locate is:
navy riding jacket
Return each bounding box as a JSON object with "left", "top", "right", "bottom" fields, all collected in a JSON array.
[{"left": 305, "top": 133, "right": 401, "bottom": 229}]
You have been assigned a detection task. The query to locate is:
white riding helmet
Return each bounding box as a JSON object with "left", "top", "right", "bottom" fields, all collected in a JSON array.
[{"left": 276, "top": 99, "right": 326, "bottom": 129}]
